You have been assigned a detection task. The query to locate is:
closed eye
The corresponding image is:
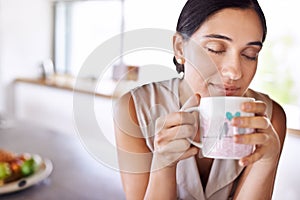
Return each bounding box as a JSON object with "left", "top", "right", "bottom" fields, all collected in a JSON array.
[
  {"left": 242, "top": 47, "right": 260, "bottom": 61},
  {"left": 242, "top": 54, "right": 257, "bottom": 61},
  {"left": 206, "top": 48, "right": 225, "bottom": 55}
]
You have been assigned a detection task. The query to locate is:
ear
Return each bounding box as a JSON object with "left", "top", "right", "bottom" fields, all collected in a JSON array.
[{"left": 173, "top": 33, "right": 185, "bottom": 60}]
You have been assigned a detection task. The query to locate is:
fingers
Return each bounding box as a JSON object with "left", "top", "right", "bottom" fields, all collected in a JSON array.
[
  {"left": 231, "top": 101, "right": 270, "bottom": 130},
  {"left": 156, "top": 139, "right": 191, "bottom": 153},
  {"left": 238, "top": 146, "right": 264, "bottom": 166},
  {"left": 156, "top": 111, "right": 196, "bottom": 130},
  {"left": 156, "top": 124, "right": 197, "bottom": 145},
  {"left": 155, "top": 111, "right": 198, "bottom": 147},
  {"left": 178, "top": 147, "right": 199, "bottom": 160},
  {"left": 231, "top": 116, "right": 270, "bottom": 130},
  {"left": 152, "top": 94, "right": 201, "bottom": 168},
  {"left": 234, "top": 132, "right": 269, "bottom": 145},
  {"left": 235, "top": 130, "right": 281, "bottom": 166},
  {"left": 233, "top": 101, "right": 282, "bottom": 167},
  {"left": 181, "top": 93, "right": 201, "bottom": 110},
  {"left": 241, "top": 101, "right": 266, "bottom": 116},
  {"left": 152, "top": 147, "right": 198, "bottom": 169}
]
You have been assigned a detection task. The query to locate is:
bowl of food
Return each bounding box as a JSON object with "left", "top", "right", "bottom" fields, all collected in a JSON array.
[{"left": 0, "top": 149, "right": 53, "bottom": 194}]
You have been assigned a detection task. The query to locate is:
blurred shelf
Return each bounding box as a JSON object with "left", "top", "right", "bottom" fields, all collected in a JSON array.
[
  {"left": 14, "top": 76, "right": 117, "bottom": 99},
  {"left": 288, "top": 128, "right": 300, "bottom": 136}
]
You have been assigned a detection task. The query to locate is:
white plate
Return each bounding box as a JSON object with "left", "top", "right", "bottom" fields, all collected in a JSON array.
[{"left": 0, "top": 154, "right": 53, "bottom": 194}]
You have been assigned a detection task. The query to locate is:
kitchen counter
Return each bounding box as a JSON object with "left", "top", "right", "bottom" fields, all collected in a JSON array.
[{"left": 0, "top": 121, "right": 125, "bottom": 200}]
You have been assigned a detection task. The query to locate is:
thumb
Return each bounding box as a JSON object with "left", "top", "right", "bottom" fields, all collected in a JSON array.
[
  {"left": 180, "top": 93, "right": 201, "bottom": 111},
  {"left": 179, "top": 147, "right": 199, "bottom": 161}
]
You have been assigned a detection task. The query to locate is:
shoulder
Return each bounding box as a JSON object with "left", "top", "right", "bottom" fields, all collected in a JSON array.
[
  {"left": 271, "top": 99, "right": 287, "bottom": 141},
  {"left": 130, "top": 78, "right": 181, "bottom": 112},
  {"left": 130, "top": 78, "right": 180, "bottom": 96},
  {"left": 114, "top": 78, "right": 180, "bottom": 124},
  {"left": 245, "top": 88, "right": 271, "bottom": 102},
  {"left": 114, "top": 91, "right": 150, "bottom": 151},
  {"left": 271, "top": 100, "right": 286, "bottom": 122},
  {"left": 270, "top": 98, "right": 286, "bottom": 130},
  {"left": 114, "top": 91, "right": 137, "bottom": 125},
  {"left": 115, "top": 77, "right": 176, "bottom": 113}
]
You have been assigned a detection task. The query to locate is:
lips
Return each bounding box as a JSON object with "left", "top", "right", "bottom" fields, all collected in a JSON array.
[{"left": 210, "top": 83, "right": 241, "bottom": 96}]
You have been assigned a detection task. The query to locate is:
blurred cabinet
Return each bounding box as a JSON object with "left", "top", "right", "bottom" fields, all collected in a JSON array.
[{"left": 13, "top": 80, "right": 115, "bottom": 144}]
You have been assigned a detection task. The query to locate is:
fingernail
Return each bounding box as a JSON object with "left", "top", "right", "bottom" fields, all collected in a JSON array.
[
  {"left": 192, "top": 148, "right": 198, "bottom": 155},
  {"left": 243, "top": 103, "right": 251, "bottom": 111},
  {"left": 194, "top": 149, "right": 199, "bottom": 155},
  {"left": 233, "top": 136, "right": 243, "bottom": 143},
  {"left": 232, "top": 118, "right": 242, "bottom": 126},
  {"left": 239, "top": 160, "right": 248, "bottom": 167}
]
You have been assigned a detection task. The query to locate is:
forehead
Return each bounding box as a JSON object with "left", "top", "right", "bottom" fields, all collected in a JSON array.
[{"left": 191, "top": 8, "right": 263, "bottom": 42}]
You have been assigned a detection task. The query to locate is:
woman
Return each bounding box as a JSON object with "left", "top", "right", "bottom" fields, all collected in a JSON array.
[{"left": 114, "top": 0, "right": 286, "bottom": 199}]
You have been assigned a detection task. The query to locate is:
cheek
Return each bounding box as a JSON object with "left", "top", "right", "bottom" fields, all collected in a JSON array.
[
  {"left": 184, "top": 48, "right": 219, "bottom": 80},
  {"left": 242, "top": 61, "right": 257, "bottom": 80},
  {"left": 184, "top": 64, "right": 212, "bottom": 95},
  {"left": 184, "top": 63, "right": 206, "bottom": 83}
]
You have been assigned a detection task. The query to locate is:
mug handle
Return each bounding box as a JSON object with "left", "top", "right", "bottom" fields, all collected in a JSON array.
[{"left": 180, "top": 107, "right": 203, "bottom": 149}]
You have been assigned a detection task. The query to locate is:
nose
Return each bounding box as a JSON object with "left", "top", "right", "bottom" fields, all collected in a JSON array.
[{"left": 220, "top": 54, "right": 242, "bottom": 80}]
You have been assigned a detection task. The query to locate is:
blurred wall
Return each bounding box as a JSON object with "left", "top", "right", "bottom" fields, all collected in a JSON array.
[{"left": 0, "top": 0, "right": 53, "bottom": 113}]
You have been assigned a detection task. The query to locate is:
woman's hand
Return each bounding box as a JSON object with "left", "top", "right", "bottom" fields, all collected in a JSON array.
[
  {"left": 152, "top": 95, "right": 200, "bottom": 170},
  {"left": 231, "top": 101, "right": 281, "bottom": 166}
]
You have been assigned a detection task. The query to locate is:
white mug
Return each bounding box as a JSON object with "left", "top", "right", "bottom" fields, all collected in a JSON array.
[{"left": 183, "top": 96, "right": 255, "bottom": 159}]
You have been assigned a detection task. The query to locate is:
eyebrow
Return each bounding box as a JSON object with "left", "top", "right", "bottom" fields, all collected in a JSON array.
[
  {"left": 204, "top": 34, "right": 263, "bottom": 47},
  {"left": 247, "top": 41, "right": 263, "bottom": 47}
]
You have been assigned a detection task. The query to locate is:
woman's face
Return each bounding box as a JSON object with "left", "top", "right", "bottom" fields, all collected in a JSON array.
[{"left": 181, "top": 8, "right": 263, "bottom": 97}]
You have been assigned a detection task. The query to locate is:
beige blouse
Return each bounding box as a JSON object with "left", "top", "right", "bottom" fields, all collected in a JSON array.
[{"left": 130, "top": 78, "right": 273, "bottom": 200}]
